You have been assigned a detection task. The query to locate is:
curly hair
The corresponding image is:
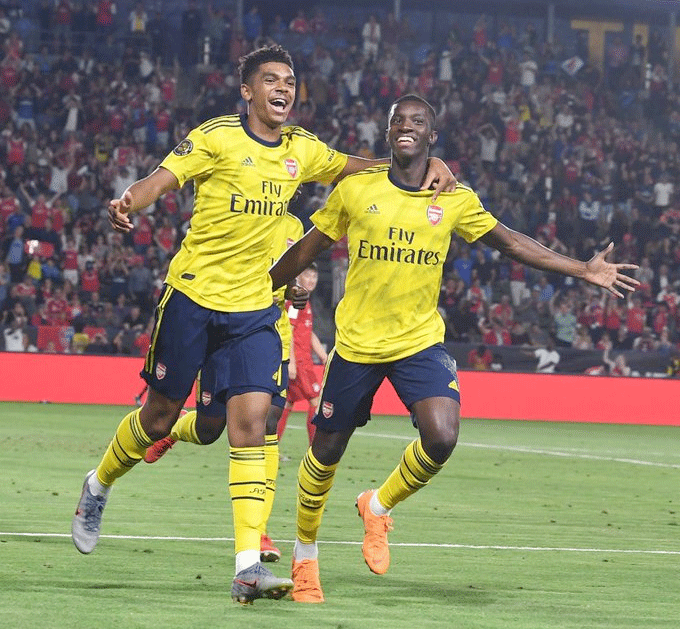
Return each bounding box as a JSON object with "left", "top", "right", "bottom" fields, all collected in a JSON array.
[{"left": 238, "top": 45, "right": 294, "bottom": 85}]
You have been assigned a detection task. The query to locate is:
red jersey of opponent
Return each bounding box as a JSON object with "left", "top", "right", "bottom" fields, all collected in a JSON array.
[{"left": 288, "top": 300, "right": 314, "bottom": 367}]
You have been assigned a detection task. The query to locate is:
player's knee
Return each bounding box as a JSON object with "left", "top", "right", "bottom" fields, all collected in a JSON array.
[
  {"left": 141, "top": 398, "right": 183, "bottom": 441},
  {"left": 422, "top": 415, "right": 459, "bottom": 464},
  {"left": 265, "top": 406, "right": 283, "bottom": 435},
  {"left": 195, "top": 413, "right": 225, "bottom": 444}
]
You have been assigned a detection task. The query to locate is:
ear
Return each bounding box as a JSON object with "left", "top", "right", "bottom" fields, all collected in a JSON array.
[
  {"left": 240, "top": 83, "right": 251, "bottom": 102},
  {"left": 428, "top": 130, "right": 438, "bottom": 146}
]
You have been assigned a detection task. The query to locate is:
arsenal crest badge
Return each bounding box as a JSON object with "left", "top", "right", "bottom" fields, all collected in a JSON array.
[
  {"left": 201, "top": 391, "right": 212, "bottom": 406},
  {"left": 155, "top": 362, "right": 167, "bottom": 380},
  {"left": 284, "top": 158, "right": 298, "bottom": 178},
  {"left": 322, "top": 401, "right": 334, "bottom": 418},
  {"left": 427, "top": 204, "right": 443, "bottom": 226}
]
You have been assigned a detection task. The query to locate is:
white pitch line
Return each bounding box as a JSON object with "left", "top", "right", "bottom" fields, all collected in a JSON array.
[
  {"left": 2, "top": 531, "right": 679, "bottom": 555},
  {"left": 308, "top": 425, "right": 680, "bottom": 469}
]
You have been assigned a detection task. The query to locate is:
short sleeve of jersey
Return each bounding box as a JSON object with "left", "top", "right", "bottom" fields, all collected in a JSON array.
[
  {"left": 452, "top": 189, "right": 498, "bottom": 243},
  {"left": 309, "top": 185, "right": 348, "bottom": 241},
  {"left": 296, "top": 132, "right": 348, "bottom": 185},
  {"left": 159, "top": 128, "right": 214, "bottom": 188}
]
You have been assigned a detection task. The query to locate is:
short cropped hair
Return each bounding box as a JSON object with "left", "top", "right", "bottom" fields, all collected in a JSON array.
[
  {"left": 239, "top": 45, "right": 294, "bottom": 85},
  {"left": 392, "top": 94, "right": 437, "bottom": 127}
]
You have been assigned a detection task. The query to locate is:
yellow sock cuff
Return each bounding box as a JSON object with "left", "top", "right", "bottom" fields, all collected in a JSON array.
[
  {"left": 170, "top": 410, "right": 201, "bottom": 444},
  {"left": 262, "top": 434, "right": 279, "bottom": 534},
  {"left": 97, "top": 409, "right": 153, "bottom": 486},
  {"left": 296, "top": 447, "right": 338, "bottom": 544},
  {"left": 229, "top": 446, "right": 266, "bottom": 554}
]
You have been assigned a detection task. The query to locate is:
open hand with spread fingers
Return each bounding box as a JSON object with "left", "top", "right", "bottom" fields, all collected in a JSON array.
[{"left": 583, "top": 242, "right": 640, "bottom": 298}]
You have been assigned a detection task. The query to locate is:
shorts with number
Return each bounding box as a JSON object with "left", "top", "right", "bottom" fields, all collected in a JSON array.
[
  {"left": 313, "top": 343, "right": 460, "bottom": 433},
  {"left": 287, "top": 361, "right": 321, "bottom": 403},
  {"left": 142, "top": 285, "right": 282, "bottom": 403},
  {"left": 195, "top": 360, "right": 289, "bottom": 416}
]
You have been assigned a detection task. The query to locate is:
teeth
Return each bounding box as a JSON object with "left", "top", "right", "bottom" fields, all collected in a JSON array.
[{"left": 397, "top": 137, "right": 415, "bottom": 143}]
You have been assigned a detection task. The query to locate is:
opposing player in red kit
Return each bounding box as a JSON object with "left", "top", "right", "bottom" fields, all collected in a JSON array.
[{"left": 277, "top": 263, "right": 328, "bottom": 445}]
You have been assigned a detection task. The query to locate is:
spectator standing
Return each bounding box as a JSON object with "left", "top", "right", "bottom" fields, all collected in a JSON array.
[
  {"left": 128, "top": 3, "right": 148, "bottom": 50},
  {"left": 96, "top": 0, "right": 116, "bottom": 39},
  {"left": 653, "top": 172, "right": 673, "bottom": 218},
  {"left": 243, "top": 5, "right": 262, "bottom": 43},
  {"left": 362, "top": 15, "right": 381, "bottom": 62},
  {"left": 607, "top": 35, "right": 629, "bottom": 91},
  {"left": 4, "top": 225, "right": 25, "bottom": 283},
  {"left": 127, "top": 255, "right": 153, "bottom": 313},
  {"left": 553, "top": 299, "right": 577, "bottom": 348},
  {"left": 180, "top": 0, "right": 202, "bottom": 67},
  {"left": 519, "top": 50, "right": 538, "bottom": 92}
]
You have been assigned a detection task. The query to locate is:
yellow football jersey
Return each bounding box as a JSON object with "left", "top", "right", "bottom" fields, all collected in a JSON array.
[
  {"left": 272, "top": 213, "right": 304, "bottom": 361},
  {"left": 159, "top": 114, "right": 347, "bottom": 312},
  {"left": 311, "top": 166, "right": 498, "bottom": 363}
]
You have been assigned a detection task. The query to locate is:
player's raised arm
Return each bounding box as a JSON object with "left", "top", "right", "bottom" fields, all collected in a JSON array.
[
  {"left": 108, "top": 167, "right": 179, "bottom": 232},
  {"left": 270, "top": 227, "right": 334, "bottom": 291},
  {"left": 480, "top": 222, "right": 639, "bottom": 298}
]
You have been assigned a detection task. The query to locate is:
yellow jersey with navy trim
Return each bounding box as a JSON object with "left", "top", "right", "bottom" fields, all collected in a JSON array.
[
  {"left": 272, "top": 213, "right": 304, "bottom": 361},
  {"left": 159, "top": 114, "right": 347, "bottom": 312},
  {"left": 311, "top": 166, "right": 498, "bottom": 363}
]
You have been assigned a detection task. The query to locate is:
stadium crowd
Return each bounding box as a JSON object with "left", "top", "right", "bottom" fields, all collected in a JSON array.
[{"left": 1, "top": 2, "right": 679, "bottom": 372}]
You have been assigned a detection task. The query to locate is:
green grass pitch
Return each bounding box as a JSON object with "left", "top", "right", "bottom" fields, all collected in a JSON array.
[{"left": 1, "top": 402, "right": 678, "bottom": 628}]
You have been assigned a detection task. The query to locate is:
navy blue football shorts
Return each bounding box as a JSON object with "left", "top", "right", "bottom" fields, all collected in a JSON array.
[
  {"left": 195, "top": 360, "right": 289, "bottom": 417},
  {"left": 141, "top": 285, "right": 282, "bottom": 403},
  {"left": 313, "top": 343, "right": 461, "bottom": 433}
]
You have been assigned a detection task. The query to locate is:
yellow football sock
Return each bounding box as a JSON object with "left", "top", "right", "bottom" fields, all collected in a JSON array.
[
  {"left": 376, "top": 438, "right": 444, "bottom": 510},
  {"left": 229, "top": 446, "right": 266, "bottom": 554},
  {"left": 261, "top": 433, "right": 279, "bottom": 535},
  {"left": 296, "top": 447, "right": 338, "bottom": 544},
  {"left": 169, "top": 410, "right": 202, "bottom": 444},
  {"left": 96, "top": 408, "right": 154, "bottom": 487}
]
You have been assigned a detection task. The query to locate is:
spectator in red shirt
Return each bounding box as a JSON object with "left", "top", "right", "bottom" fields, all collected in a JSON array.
[
  {"left": 80, "top": 260, "right": 100, "bottom": 299},
  {"left": 45, "top": 286, "right": 69, "bottom": 325},
  {"left": 467, "top": 344, "right": 493, "bottom": 370},
  {"left": 490, "top": 294, "right": 514, "bottom": 328},
  {"left": 289, "top": 10, "right": 310, "bottom": 34},
  {"left": 482, "top": 319, "right": 512, "bottom": 346},
  {"left": 132, "top": 213, "right": 153, "bottom": 254},
  {"left": 625, "top": 296, "right": 646, "bottom": 338}
]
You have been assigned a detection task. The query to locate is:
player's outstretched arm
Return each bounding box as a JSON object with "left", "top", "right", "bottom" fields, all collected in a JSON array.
[
  {"left": 108, "top": 167, "right": 179, "bottom": 233},
  {"left": 270, "top": 227, "right": 334, "bottom": 291},
  {"left": 480, "top": 222, "right": 639, "bottom": 298}
]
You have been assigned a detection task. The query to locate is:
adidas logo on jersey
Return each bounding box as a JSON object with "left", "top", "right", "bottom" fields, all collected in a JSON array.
[
  {"left": 364, "top": 204, "right": 380, "bottom": 214},
  {"left": 241, "top": 157, "right": 255, "bottom": 167}
]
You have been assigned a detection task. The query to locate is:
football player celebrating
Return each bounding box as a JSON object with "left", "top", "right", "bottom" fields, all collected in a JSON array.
[
  {"left": 269, "top": 94, "right": 639, "bottom": 602},
  {"left": 72, "top": 46, "right": 457, "bottom": 605}
]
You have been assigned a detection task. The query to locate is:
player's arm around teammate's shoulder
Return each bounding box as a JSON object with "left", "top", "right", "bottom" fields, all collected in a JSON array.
[
  {"left": 108, "top": 167, "right": 179, "bottom": 233},
  {"left": 337, "top": 154, "right": 457, "bottom": 200}
]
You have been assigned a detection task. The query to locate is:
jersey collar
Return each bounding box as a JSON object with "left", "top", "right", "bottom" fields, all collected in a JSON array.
[
  {"left": 240, "top": 114, "right": 283, "bottom": 148},
  {"left": 388, "top": 169, "right": 422, "bottom": 193}
]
